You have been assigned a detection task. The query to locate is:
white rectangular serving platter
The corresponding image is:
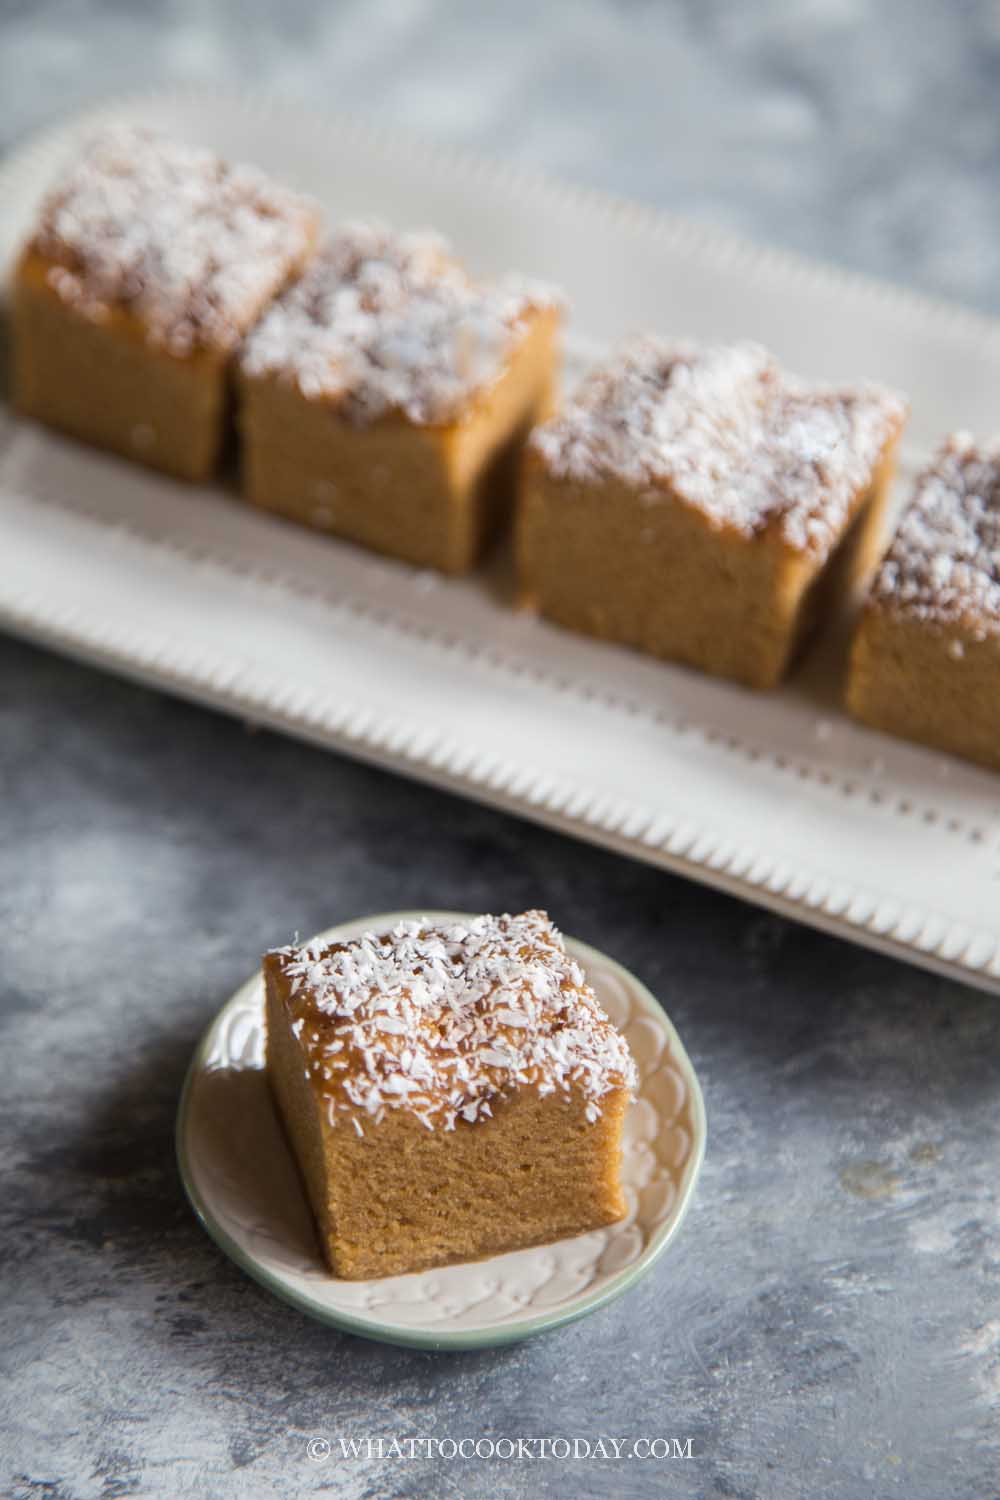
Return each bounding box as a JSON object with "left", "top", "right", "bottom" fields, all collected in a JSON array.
[{"left": 3, "top": 86, "right": 1000, "bottom": 994}]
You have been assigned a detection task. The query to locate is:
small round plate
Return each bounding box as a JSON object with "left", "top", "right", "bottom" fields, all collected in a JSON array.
[{"left": 176, "top": 912, "right": 706, "bottom": 1350}]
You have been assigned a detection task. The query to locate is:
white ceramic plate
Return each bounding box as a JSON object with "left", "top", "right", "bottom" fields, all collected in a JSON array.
[
  {"left": 175, "top": 912, "right": 706, "bottom": 1349},
  {"left": 4, "top": 88, "right": 1000, "bottom": 993}
]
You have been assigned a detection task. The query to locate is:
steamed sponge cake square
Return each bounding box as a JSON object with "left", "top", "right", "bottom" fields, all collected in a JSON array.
[
  {"left": 11, "top": 126, "right": 319, "bottom": 481},
  {"left": 848, "top": 433, "right": 1000, "bottom": 769},
  {"left": 519, "top": 339, "right": 906, "bottom": 689},
  {"left": 238, "top": 225, "right": 561, "bottom": 573},
  {"left": 264, "top": 910, "right": 636, "bottom": 1280}
]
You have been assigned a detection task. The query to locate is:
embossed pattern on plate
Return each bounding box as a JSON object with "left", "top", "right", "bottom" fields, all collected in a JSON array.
[
  {"left": 175, "top": 913, "right": 706, "bottom": 1348},
  {"left": 4, "top": 89, "right": 1000, "bottom": 992}
]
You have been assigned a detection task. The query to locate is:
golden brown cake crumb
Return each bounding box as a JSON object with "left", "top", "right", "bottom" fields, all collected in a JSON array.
[
  {"left": 264, "top": 911, "right": 636, "bottom": 1280},
  {"left": 11, "top": 126, "right": 319, "bottom": 480},
  {"left": 519, "top": 338, "right": 906, "bottom": 689},
  {"left": 847, "top": 433, "right": 1000, "bottom": 769},
  {"left": 238, "top": 224, "right": 561, "bottom": 573}
]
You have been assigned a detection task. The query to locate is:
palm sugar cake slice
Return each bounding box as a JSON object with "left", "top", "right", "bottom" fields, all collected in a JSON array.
[
  {"left": 11, "top": 126, "right": 320, "bottom": 481},
  {"left": 264, "top": 910, "right": 636, "bottom": 1280},
  {"left": 238, "top": 224, "right": 561, "bottom": 573},
  {"left": 519, "top": 339, "right": 907, "bottom": 689},
  {"left": 847, "top": 433, "right": 1000, "bottom": 770}
]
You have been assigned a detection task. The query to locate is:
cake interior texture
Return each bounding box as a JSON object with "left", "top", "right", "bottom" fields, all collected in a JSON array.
[
  {"left": 519, "top": 339, "right": 906, "bottom": 689},
  {"left": 264, "top": 911, "right": 636, "bottom": 1280},
  {"left": 11, "top": 126, "right": 318, "bottom": 480},
  {"left": 239, "top": 225, "right": 560, "bottom": 572},
  {"left": 848, "top": 433, "right": 1000, "bottom": 769}
]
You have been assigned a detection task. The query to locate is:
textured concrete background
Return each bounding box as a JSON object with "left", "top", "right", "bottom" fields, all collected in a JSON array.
[{"left": 2, "top": 3, "right": 1000, "bottom": 1497}]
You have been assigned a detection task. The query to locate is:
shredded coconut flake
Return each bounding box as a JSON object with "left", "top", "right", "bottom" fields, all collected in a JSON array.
[
  {"left": 31, "top": 126, "right": 318, "bottom": 355},
  {"left": 531, "top": 338, "right": 906, "bottom": 560},
  {"left": 869, "top": 432, "right": 1000, "bottom": 633},
  {"left": 269, "top": 910, "right": 636, "bottom": 1132},
  {"left": 241, "top": 222, "right": 561, "bottom": 425}
]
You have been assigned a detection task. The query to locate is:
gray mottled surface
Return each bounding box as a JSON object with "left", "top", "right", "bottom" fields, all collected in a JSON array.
[{"left": 2, "top": 3, "right": 1000, "bottom": 1497}]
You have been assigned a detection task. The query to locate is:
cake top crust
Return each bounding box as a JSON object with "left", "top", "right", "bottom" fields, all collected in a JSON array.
[
  {"left": 267, "top": 910, "right": 637, "bottom": 1132},
  {"left": 240, "top": 222, "right": 560, "bottom": 425},
  {"left": 868, "top": 432, "right": 1000, "bottom": 633},
  {"left": 531, "top": 338, "right": 906, "bottom": 560},
  {"left": 30, "top": 126, "right": 319, "bottom": 355}
]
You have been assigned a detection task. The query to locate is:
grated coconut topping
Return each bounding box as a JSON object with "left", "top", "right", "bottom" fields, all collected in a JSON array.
[
  {"left": 31, "top": 126, "right": 319, "bottom": 355},
  {"left": 868, "top": 433, "right": 1000, "bottom": 635},
  {"left": 531, "top": 338, "right": 906, "bottom": 561},
  {"left": 269, "top": 910, "right": 636, "bottom": 1132},
  {"left": 241, "top": 222, "right": 560, "bottom": 425}
]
